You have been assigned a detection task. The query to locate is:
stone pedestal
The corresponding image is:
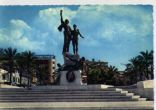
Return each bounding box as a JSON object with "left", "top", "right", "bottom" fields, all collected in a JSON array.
[
  {"left": 63, "top": 53, "right": 79, "bottom": 66},
  {"left": 59, "top": 52, "right": 83, "bottom": 85},
  {"left": 60, "top": 71, "right": 82, "bottom": 85}
]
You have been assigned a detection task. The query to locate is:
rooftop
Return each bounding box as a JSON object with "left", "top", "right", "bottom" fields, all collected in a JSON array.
[{"left": 35, "top": 55, "right": 55, "bottom": 60}]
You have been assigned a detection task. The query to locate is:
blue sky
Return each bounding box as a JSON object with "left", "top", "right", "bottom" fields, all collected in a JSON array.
[{"left": 0, "top": 5, "right": 153, "bottom": 70}]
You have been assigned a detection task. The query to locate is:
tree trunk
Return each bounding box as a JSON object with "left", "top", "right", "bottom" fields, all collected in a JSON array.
[
  {"left": 146, "top": 70, "right": 149, "bottom": 79},
  {"left": 27, "top": 69, "right": 30, "bottom": 87},
  {"left": 9, "top": 72, "right": 12, "bottom": 85},
  {"left": 9, "top": 65, "right": 13, "bottom": 85},
  {"left": 150, "top": 66, "right": 154, "bottom": 79},
  {"left": 19, "top": 69, "right": 22, "bottom": 86}
]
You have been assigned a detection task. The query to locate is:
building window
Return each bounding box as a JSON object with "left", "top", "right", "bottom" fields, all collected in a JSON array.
[
  {"left": 2, "top": 74, "right": 5, "bottom": 80},
  {"left": 16, "top": 78, "right": 18, "bottom": 83},
  {"left": 18, "top": 78, "right": 20, "bottom": 83},
  {"left": 13, "top": 77, "right": 15, "bottom": 82}
]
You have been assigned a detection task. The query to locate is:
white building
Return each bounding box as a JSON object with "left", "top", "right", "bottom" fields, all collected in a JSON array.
[
  {"left": 12, "top": 70, "right": 20, "bottom": 85},
  {"left": 0, "top": 68, "right": 28, "bottom": 86},
  {"left": 0, "top": 68, "right": 8, "bottom": 83}
]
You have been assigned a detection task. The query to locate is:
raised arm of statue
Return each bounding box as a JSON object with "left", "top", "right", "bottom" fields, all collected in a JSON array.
[
  {"left": 60, "top": 10, "right": 64, "bottom": 24},
  {"left": 78, "top": 29, "right": 84, "bottom": 38}
]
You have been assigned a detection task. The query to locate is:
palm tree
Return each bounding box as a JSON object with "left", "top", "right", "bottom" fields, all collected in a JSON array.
[
  {"left": 124, "top": 50, "right": 153, "bottom": 84},
  {"left": 130, "top": 57, "right": 140, "bottom": 81},
  {"left": 126, "top": 56, "right": 143, "bottom": 84},
  {"left": 0, "top": 48, "right": 4, "bottom": 67},
  {"left": 108, "top": 66, "right": 118, "bottom": 72},
  {"left": 138, "top": 50, "right": 153, "bottom": 79},
  {"left": 149, "top": 50, "right": 153, "bottom": 79},
  {"left": 22, "top": 51, "right": 36, "bottom": 86},
  {"left": 0, "top": 48, "right": 3, "bottom": 56},
  {"left": 16, "top": 53, "right": 25, "bottom": 86},
  {"left": 106, "top": 65, "right": 119, "bottom": 85},
  {"left": 107, "top": 66, "right": 118, "bottom": 80},
  {"left": 3, "top": 47, "right": 17, "bottom": 84},
  {"left": 125, "top": 63, "right": 136, "bottom": 84},
  {"left": 136, "top": 55, "right": 146, "bottom": 81}
]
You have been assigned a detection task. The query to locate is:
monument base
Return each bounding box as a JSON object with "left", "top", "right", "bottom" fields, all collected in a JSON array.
[{"left": 60, "top": 70, "right": 82, "bottom": 85}]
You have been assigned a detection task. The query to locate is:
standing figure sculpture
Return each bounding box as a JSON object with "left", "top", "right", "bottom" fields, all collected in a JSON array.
[
  {"left": 71, "top": 24, "right": 84, "bottom": 55},
  {"left": 58, "top": 10, "right": 72, "bottom": 54}
]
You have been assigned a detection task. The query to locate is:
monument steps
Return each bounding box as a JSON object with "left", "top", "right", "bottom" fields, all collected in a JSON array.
[
  {"left": 0, "top": 88, "right": 144, "bottom": 102},
  {"left": 0, "top": 99, "right": 141, "bottom": 102},
  {"left": 0, "top": 86, "right": 153, "bottom": 110},
  {"left": 0, "top": 91, "right": 121, "bottom": 93},
  {"left": 0, "top": 96, "right": 133, "bottom": 100},
  {"left": 0, "top": 97, "right": 147, "bottom": 102},
  {"left": 0, "top": 92, "right": 126, "bottom": 96},
  {"left": 0, "top": 101, "right": 153, "bottom": 110},
  {"left": 0, "top": 88, "right": 120, "bottom": 91}
]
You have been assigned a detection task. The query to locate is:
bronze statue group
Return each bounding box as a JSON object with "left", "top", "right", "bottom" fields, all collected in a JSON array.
[
  {"left": 58, "top": 10, "right": 84, "bottom": 55},
  {"left": 56, "top": 10, "right": 87, "bottom": 83}
]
